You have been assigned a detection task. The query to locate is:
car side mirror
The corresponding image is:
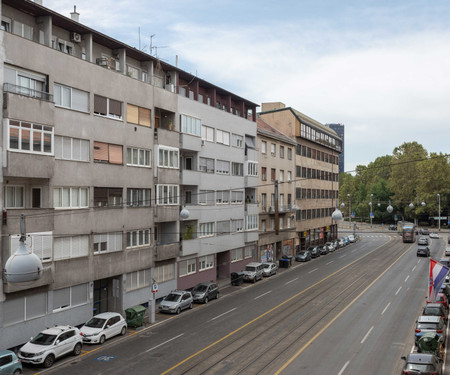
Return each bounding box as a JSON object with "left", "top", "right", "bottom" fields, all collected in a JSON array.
[
  {"left": 401, "top": 356, "right": 406, "bottom": 361},
  {"left": 106, "top": 325, "right": 110, "bottom": 328},
  {"left": 55, "top": 340, "right": 60, "bottom": 345}
]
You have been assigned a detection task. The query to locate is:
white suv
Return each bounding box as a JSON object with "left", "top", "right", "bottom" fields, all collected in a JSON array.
[{"left": 18, "top": 325, "right": 83, "bottom": 368}]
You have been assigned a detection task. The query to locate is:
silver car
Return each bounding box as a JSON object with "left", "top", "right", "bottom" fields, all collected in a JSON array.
[
  {"left": 262, "top": 262, "right": 277, "bottom": 277},
  {"left": 159, "top": 290, "right": 193, "bottom": 314}
]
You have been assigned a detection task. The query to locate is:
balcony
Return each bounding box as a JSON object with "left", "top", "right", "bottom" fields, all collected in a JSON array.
[
  {"left": 3, "top": 83, "right": 53, "bottom": 102},
  {"left": 3, "top": 266, "right": 53, "bottom": 293},
  {"left": 155, "top": 242, "right": 179, "bottom": 261},
  {"left": 5, "top": 151, "right": 54, "bottom": 178}
]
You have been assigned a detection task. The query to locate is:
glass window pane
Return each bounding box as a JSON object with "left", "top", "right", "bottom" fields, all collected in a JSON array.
[
  {"left": 72, "top": 188, "right": 79, "bottom": 207},
  {"left": 62, "top": 188, "right": 70, "bottom": 207}
]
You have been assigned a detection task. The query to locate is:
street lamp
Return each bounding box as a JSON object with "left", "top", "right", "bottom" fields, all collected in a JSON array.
[
  {"left": 347, "top": 194, "right": 351, "bottom": 226},
  {"left": 437, "top": 193, "right": 441, "bottom": 231},
  {"left": 369, "top": 194, "right": 373, "bottom": 228}
]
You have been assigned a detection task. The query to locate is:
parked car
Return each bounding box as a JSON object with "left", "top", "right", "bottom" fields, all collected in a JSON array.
[
  {"left": 190, "top": 281, "right": 219, "bottom": 303},
  {"left": 417, "top": 246, "right": 431, "bottom": 257},
  {"left": 418, "top": 236, "right": 429, "bottom": 246},
  {"left": 421, "top": 228, "right": 430, "bottom": 235},
  {"left": 319, "top": 245, "right": 329, "bottom": 255},
  {"left": 445, "top": 247, "right": 450, "bottom": 257},
  {"left": 308, "top": 246, "right": 320, "bottom": 258},
  {"left": 427, "top": 293, "right": 449, "bottom": 313},
  {"left": 338, "top": 238, "right": 346, "bottom": 247},
  {"left": 262, "top": 262, "right": 278, "bottom": 277},
  {"left": 344, "top": 236, "right": 350, "bottom": 245},
  {"left": 430, "top": 232, "right": 439, "bottom": 239},
  {"left": 80, "top": 312, "right": 127, "bottom": 344},
  {"left": 159, "top": 290, "right": 193, "bottom": 314},
  {"left": 325, "top": 242, "right": 335, "bottom": 252},
  {"left": 448, "top": 236, "right": 450, "bottom": 244},
  {"left": 401, "top": 353, "right": 442, "bottom": 375},
  {"left": 423, "top": 303, "right": 448, "bottom": 324},
  {"left": 242, "top": 262, "right": 264, "bottom": 283},
  {"left": 415, "top": 316, "right": 446, "bottom": 346},
  {"left": 0, "top": 350, "right": 22, "bottom": 375},
  {"left": 348, "top": 234, "right": 356, "bottom": 243},
  {"left": 333, "top": 240, "right": 340, "bottom": 249},
  {"left": 439, "top": 283, "right": 450, "bottom": 299},
  {"left": 18, "top": 325, "right": 83, "bottom": 368},
  {"left": 295, "top": 250, "right": 312, "bottom": 262}
]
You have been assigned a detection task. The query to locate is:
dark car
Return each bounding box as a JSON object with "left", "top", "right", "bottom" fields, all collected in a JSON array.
[
  {"left": 319, "top": 245, "right": 328, "bottom": 255},
  {"left": 401, "top": 353, "right": 442, "bottom": 375},
  {"left": 295, "top": 250, "right": 312, "bottom": 262},
  {"left": 421, "top": 228, "right": 430, "bottom": 235},
  {"left": 423, "top": 303, "right": 448, "bottom": 324},
  {"left": 448, "top": 236, "right": 450, "bottom": 244},
  {"left": 417, "top": 246, "right": 431, "bottom": 257},
  {"left": 308, "top": 246, "right": 320, "bottom": 258},
  {"left": 190, "top": 282, "right": 219, "bottom": 303},
  {"left": 418, "top": 236, "right": 429, "bottom": 246}
]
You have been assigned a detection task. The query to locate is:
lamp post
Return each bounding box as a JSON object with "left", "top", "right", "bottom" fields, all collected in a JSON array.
[
  {"left": 369, "top": 194, "right": 373, "bottom": 228},
  {"left": 348, "top": 194, "right": 351, "bottom": 226},
  {"left": 437, "top": 193, "right": 441, "bottom": 231}
]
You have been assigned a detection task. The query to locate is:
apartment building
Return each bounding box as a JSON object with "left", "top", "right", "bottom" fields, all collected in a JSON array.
[
  {"left": 259, "top": 103, "right": 342, "bottom": 250},
  {"left": 326, "top": 123, "right": 345, "bottom": 174},
  {"left": 0, "top": 0, "right": 257, "bottom": 349},
  {"left": 257, "top": 117, "right": 297, "bottom": 261}
]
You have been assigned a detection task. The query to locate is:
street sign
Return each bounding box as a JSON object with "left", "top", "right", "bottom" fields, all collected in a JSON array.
[
  {"left": 152, "top": 283, "right": 158, "bottom": 293},
  {"left": 370, "top": 212, "right": 374, "bottom": 218},
  {"left": 351, "top": 212, "right": 355, "bottom": 218}
]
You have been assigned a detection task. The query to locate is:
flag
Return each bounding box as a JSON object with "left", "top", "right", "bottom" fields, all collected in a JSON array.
[{"left": 428, "top": 258, "right": 450, "bottom": 301}]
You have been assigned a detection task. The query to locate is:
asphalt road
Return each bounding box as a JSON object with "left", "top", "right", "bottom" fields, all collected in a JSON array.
[{"left": 23, "top": 231, "right": 448, "bottom": 375}]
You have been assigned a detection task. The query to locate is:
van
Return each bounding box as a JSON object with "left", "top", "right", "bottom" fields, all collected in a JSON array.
[{"left": 242, "top": 262, "right": 264, "bottom": 283}]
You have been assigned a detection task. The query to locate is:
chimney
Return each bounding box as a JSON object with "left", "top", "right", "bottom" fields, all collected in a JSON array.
[
  {"left": 70, "top": 6, "right": 80, "bottom": 22},
  {"left": 261, "top": 102, "right": 286, "bottom": 112}
]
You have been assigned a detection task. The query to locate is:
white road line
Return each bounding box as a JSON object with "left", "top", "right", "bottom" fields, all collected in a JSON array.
[
  {"left": 412, "top": 265, "right": 417, "bottom": 272},
  {"left": 308, "top": 268, "right": 318, "bottom": 274},
  {"left": 340, "top": 254, "right": 346, "bottom": 258},
  {"left": 254, "top": 291, "right": 272, "bottom": 300},
  {"left": 209, "top": 308, "right": 237, "bottom": 321},
  {"left": 381, "top": 302, "right": 391, "bottom": 315},
  {"left": 361, "top": 326, "right": 374, "bottom": 344},
  {"left": 285, "top": 278, "right": 299, "bottom": 285},
  {"left": 145, "top": 333, "right": 184, "bottom": 352},
  {"left": 395, "top": 286, "right": 402, "bottom": 295},
  {"left": 326, "top": 261, "right": 334, "bottom": 265},
  {"left": 337, "top": 360, "right": 350, "bottom": 375},
  {"left": 410, "top": 345, "right": 415, "bottom": 353},
  {"left": 404, "top": 275, "right": 410, "bottom": 282}
]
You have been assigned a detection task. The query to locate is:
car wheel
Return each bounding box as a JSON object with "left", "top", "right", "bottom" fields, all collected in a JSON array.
[
  {"left": 72, "top": 342, "right": 82, "bottom": 356},
  {"left": 13, "top": 370, "right": 22, "bottom": 375},
  {"left": 121, "top": 326, "right": 126, "bottom": 336},
  {"left": 204, "top": 297, "right": 209, "bottom": 304},
  {"left": 176, "top": 307, "right": 181, "bottom": 314},
  {"left": 99, "top": 335, "right": 106, "bottom": 345},
  {"left": 189, "top": 303, "right": 193, "bottom": 309},
  {"left": 252, "top": 277, "right": 256, "bottom": 283},
  {"left": 216, "top": 292, "right": 219, "bottom": 299},
  {"left": 44, "top": 354, "right": 55, "bottom": 368}
]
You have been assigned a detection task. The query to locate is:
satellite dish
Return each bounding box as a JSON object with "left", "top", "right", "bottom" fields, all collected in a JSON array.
[
  {"left": 180, "top": 207, "right": 190, "bottom": 220},
  {"left": 331, "top": 208, "right": 343, "bottom": 221}
]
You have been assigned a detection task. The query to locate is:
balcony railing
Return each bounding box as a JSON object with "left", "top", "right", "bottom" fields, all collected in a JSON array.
[{"left": 3, "top": 83, "right": 53, "bottom": 102}]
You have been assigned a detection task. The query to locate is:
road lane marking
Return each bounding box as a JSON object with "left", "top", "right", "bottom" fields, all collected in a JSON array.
[
  {"left": 255, "top": 291, "right": 272, "bottom": 300},
  {"left": 308, "top": 268, "right": 318, "bottom": 274},
  {"left": 381, "top": 302, "right": 391, "bottom": 315},
  {"left": 326, "top": 261, "right": 334, "bottom": 265},
  {"left": 210, "top": 308, "right": 237, "bottom": 322},
  {"left": 145, "top": 333, "right": 184, "bottom": 353},
  {"left": 395, "top": 286, "right": 402, "bottom": 295},
  {"left": 404, "top": 275, "right": 409, "bottom": 282},
  {"left": 361, "top": 326, "right": 374, "bottom": 344},
  {"left": 340, "top": 254, "right": 347, "bottom": 258},
  {"left": 285, "top": 278, "right": 299, "bottom": 285},
  {"left": 338, "top": 360, "right": 350, "bottom": 375}
]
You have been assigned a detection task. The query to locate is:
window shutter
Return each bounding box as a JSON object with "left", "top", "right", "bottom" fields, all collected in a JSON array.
[
  {"left": 94, "top": 95, "right": 107, "bottom": 115},
  {"left": 109, "top": 99, "right": 122, "bottom": 117},
  {"left": 108, "top": 144, "right": 123, "bottom": 164},
  {"left": 127, "top": 104, "right": 139, "bottom": 124},
  {"left": 72, "top": 89, "right": 89, "bottom": 112},
  {"left": 94, "top": 141, "right": 108, "bottom": 161},
  {"left": 139, "top": 107, "right": 151, "bottom": 127}
]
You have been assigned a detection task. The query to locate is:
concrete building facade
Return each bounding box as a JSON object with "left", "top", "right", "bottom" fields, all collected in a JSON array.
[
  {"left": 326, "top": 123, "right": 345, "bottom": 173},
  {"left": 0, "top": 0, "right": 257, "bottom": 349}
]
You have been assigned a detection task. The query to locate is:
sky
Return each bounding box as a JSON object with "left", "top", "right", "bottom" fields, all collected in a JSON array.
[{"left": 45, "top": 0, "right": 450, "bottom": 173}]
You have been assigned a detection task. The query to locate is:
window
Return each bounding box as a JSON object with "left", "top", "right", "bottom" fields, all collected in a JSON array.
[
  {"left": 246, "top": 215, "right": 258, "bottom": 230},
  {"left": 8, "top": 119, "right": 53, "bottom": 154},
  {"left": 271, "top": 168, "right": 276, "bottom": 181},
  {"left": 261, "top": 193, "right": 267, "bottom": 209},
  {"left": 156, "top": 185, "right": 179, "bottom": 205},
  {"left": 13, "top": 20, "right": 33, "bottom": 40},
  {"left": 127, "top": 104, "right": 151, "bottom": 127},
  {"left": 201, "top": 125, "right": 214, "bottom": 142},
  {"left": 231, "top": 249, "right": 243, "bottom": 262},
  {"left": 216, "top": 160, "right": 230, "bottom": 174},
  {"left": 1, "top": 16, "right": 11, "bottom": 32},
  {"left": 126, "top": 229, "right": 151, "bottom": 248},
  {"left": 231, "top": 190, "right": 244, "bottom": 204},
  {"left": 126, "top": 269, "right": 150, "bottom": 291},
  {"left": 287, "top": 148, "right": 292, "bottom": 160},
  {"left": 279, "top": 217, "right": 283, "bottom": 229},
  {"left": 288, "top": 171, "right": 292, "bottom": 182},
  {"left": 126, "top": 65, "right": 139, "bottom": 80},
  {"left": 184, "top": 157, "right": 193, "bottom": 170},
  {"left": 261, "top": 141, "right": 267, "bottom": 154},
  {"left": 231, "top": 219, "right": 244, "bottom": 232},
  {"left": 216, "top": 130, "right": 230, "bottom": 145},
  {"left": 296, "top": 166, "right": 301, "bottom": 177},
  {"left": 199, "top": 222, "right": 214, "bottom": 237},
  {"left": 4, "top": 186, "right": 24, "bottom": 208},
  {"left": 54, "top": 235, "right": 89, "bottom": 260},
  {"left": 54, "top": 136, "right": 89, "bottom": 161},
  {"left": 280, "top": 146, "right": 285, "bottom": 158},
  {"left": 261, "top": 220, "right": 266, "bottom": 232},
  {"left": 232, "top": 134, "right": 243, "bottom": 148},
  {"left": 244, "top": 246, "right": 253, "bottom": 258},
  {"left": 31, "top": 187, "right": 42, "bottom": 208},
  {"left": 10, "top": 231, "right": 52, "bottom": 262},
  {"left": 154, "top": 263, "right": 175, "bottom": 283},
  {"left": 198, "top": 190, "right": 215, "bottom": 205},
  {"left": 270, "top": 143, "right": 276, "bottom": 156},
  {"left": 217, "top": 220, "right": 230, "bottom": 235},
  {"left": 247, "top": 161, "right": 258, "bottom": 176},
  {"left": 127, "top": 147, "right": 151, "bottom": 167},
  {"left": 94, "top": 187, "right": 122, "bottom": 207},
  {"left": 158, "top": 146, "right": 179, "bottom": 169},
  {"left": 199, "top": 255, "right": 214, "bottom": 271},
  {"left": 270, "top": 218, "right": 275, "bottom": 230},
  {"left": 261, "top": 167, "right": 267, "bottom": 181},
  {"left": 181, "top": 114, "right": 201, "bottom": 136},
  {"left": 93, "top": 232, "right": 123, "bottom": 253},
  {"left": 216, "top": 190, "right": 230, "bottom": 204},
  {"left": 52, "top": 284, "right": 88, "bottom": 312},
  {"left": 127, "top": 188, "right": 151, "bottom": 207},
  {"left": 53, "top": 187, "right": 88, "bottom": 208},
  {"left": 94, "top": 95, "right": 122, "bottom": 119},
  {"left": 199, "top": 157, "right": 214, "bottom": 173},
  {"left": 179, "top": 258, "right": 196, "bottom": 276},
  {"left": 54, "top": 83, "right": 89, "bottom": 112},
  {"left": 94, "top": 141, "right": 123, "bottom": 164},
  {"left": 232, "top": 162, "right": 243, "bottom": 176},
  {"left": 279, "top": 170, "right": 284, "bottom": 182}
]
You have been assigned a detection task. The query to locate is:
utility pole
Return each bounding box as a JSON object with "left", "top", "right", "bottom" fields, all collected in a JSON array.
[{"left": 274, "top": 180, "right": 279, "bottom": 235}]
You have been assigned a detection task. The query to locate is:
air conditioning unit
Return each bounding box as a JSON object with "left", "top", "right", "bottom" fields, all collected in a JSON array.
[{"left": 70, "top": 32, "right": 81, "bottom": 43}]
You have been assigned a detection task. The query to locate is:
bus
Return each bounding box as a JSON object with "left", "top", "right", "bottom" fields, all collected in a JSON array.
[{"left": 401, "top": 222, "right": 416, "bottom": 243}]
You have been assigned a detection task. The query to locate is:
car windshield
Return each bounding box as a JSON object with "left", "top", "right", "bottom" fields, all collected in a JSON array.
[
  {"left": 85, "top": 317, "right": 106, "bottom": 328},
  {"left": 417, "top": 323, "right": 439, "bottom": 329},
  {"left": 406, "top": 363, "right": 435, "bottom": 371},
  {"left": 298, "top": 251, "right": 306, "bottom": 255},
  {"left": 424, "top": 307, "right": 442, "bottom": 315},
  {"left": 193, "top": 285, "right": 207, "bottom": 292},
  {"left": 245, "top": 266, "right": 256, "bottom": 272},
  {"left": 31, "top": 333, "right": 57, "bottom": 346},
  {"left": 263, "top": 264, "right": 270, "bottom": 269},
  {"left": 165, "top": 293, "right": 181, "bottom": 302}
]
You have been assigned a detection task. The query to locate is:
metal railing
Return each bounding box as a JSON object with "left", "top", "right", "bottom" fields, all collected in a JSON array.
[{"left": 3, "top": 83, "right": 53, "bottom": 102}]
